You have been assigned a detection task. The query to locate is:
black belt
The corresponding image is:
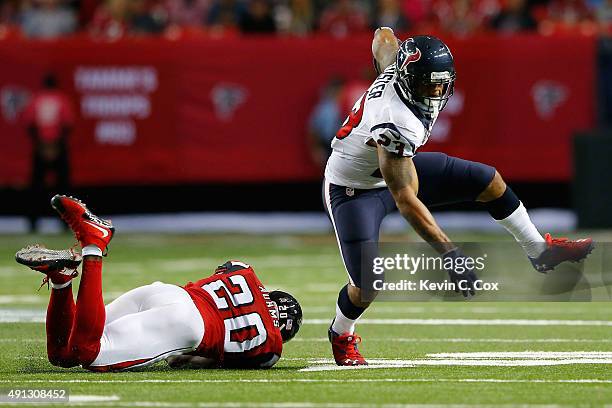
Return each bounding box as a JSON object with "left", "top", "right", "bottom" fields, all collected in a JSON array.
[{"left": 330, "top": 183, "right": 382, "bottom": 197}]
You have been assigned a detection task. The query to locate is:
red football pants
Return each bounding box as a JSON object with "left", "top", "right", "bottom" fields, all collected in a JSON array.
[{"left": 46, "top": 258, "right": 203, "bottom": 371}]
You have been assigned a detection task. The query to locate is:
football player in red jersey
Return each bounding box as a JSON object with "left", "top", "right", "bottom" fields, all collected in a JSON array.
[{"left": 15, "top": 195, "right": 302, "bottom": 371}]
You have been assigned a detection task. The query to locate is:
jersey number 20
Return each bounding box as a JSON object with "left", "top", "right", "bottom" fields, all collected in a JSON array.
[{"left": 202, "top": 276, "right": 267, "bottom": 353}]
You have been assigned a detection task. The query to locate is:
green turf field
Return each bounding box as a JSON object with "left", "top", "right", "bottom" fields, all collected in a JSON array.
[{"left": 0, "top": 232, "right": 611, "bottom": 407}]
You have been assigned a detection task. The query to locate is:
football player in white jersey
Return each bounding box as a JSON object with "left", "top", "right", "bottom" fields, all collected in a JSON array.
[{"left": 323, "top": 28, "right": 594, "bottom": 366}]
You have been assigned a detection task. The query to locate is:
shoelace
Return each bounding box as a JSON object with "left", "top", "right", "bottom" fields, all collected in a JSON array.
[
  {"left": 545, "top": 233, "right": 571, "bottom": 247},
  {"left": 37, "top": 269, "right": 79, "bottom": 292},
  {"left": 38, "top": 276, "right": 50, "bottom": 291},
  {"left": 337, "top": 335, "right": 364, "bottom": 360},
  {"left": 38, "top": 269, "right": 79, "bottom": 291}
]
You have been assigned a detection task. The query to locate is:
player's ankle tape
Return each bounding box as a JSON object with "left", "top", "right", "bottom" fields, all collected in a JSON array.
[
  {"left": 82, "top": 245, "right": 103, "bottom": 257},
  {"left": 51, "top": 280, "right": 71, "bottom": 290}
]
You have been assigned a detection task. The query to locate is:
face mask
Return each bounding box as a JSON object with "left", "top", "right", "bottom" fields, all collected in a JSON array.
[
  {"left": 396, "top": 76, "right": 446, "bottom": 118},
  {"left": 415, "top": 96, "right": 441, "bottom": 117}
]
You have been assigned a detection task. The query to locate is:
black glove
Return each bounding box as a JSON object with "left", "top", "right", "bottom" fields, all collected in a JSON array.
[{"left": 443, "top": 248, "right": 478, "bottom": 298}]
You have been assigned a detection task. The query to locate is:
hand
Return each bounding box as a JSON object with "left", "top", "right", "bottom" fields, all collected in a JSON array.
[
  {"left": 372, "top": 27, "right": 400, "bottom": 74},
  {"left": 166, "top": 355, "right": 216, "bottom": 369},
  {"left": 443, "top": 248, "right": 478, "bottom": 298}
]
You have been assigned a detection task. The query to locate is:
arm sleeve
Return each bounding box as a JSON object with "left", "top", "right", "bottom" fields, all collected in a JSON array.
[{"left": 370, "top": 123, "right": 417, "bottom": 157}]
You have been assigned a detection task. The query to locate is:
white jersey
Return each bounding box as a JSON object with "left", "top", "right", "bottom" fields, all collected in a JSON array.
[{"left": 324, "top": 65, "right": 438, "bottom": 189}]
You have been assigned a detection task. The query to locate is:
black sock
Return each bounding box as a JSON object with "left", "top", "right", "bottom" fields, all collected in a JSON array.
[
  {"left": 337, "top": 284, "right": 366, "bottom": 320},
  {"left": 484, "top": 186, "right": 520, "bottom": 220}
]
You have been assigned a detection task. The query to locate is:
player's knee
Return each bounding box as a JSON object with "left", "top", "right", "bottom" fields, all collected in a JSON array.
[
  {"left": 477, "top": 170, "right": 507, "bottom": 202},
  {"left": 47, "top": 351, "right": 78, "bottom": 368},
  {"left": 48, "top": 359, "right": 76, "bottom": 368},
  {"left": 469, "top": 162, "right": 499, "bottom": 201},
  {"left": 69, "top": 343, "right": 100, "bottom": 366},
  {"left": 489, "top": 170, "right": 505, "bottom": 188},
  {"left": 470, "top": 162, "right": 496, "bottom": 190}
]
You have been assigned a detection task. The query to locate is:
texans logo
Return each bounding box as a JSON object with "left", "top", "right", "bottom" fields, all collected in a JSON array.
[{"left": 399, "top": 39, "right": 421, "bottom": 70}]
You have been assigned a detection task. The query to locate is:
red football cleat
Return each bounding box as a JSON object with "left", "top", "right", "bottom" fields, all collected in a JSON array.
[
  {"left": 329, "top": 328, "right": 368, "bottom": 366},
  {"left": 51, "top": 195, "right": 114, "bottom": 253},
  {"left": 529, "top": 233, "right": 595, "bottom": 273},
  {"left": 15, "top": 244, "right": 81, "bottom": 286}
]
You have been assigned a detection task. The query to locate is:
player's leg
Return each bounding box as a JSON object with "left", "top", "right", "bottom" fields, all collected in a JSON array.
[
  {"left": 67, "top": 254, "right": 107, "bottom": 365},
  {"left": 323, "top": 179, "right": 390, "bottom": 365},
  {"left": 46, "top": 284, "right": 77, "bottom": 366},
  {"left": 17, "top": 248, "right": 202, "bottom": 371},
  {"left": 414, "top": 152, "right": 544, "bottom": 252},
  {"left": 15, "top": 245, "right": 82, "bottom": 367},
  {"left": 87, "top": 282, "right": 204, "bottom": 371},
  {"left": 323, "top": 180, "right": 387, "bottom": 327},
  {"left": 50, "top": 195, "right": 114, "bottom": 366},
  {"left": 476, "top": 170, "right": 547, "bottom": 258},
  {"left": 413, "top": 152, "right": 593, "bottom": 271},
  {"left": 104, "top": 282, "right": 166, "bottom": 325},
  {"left": 104, "top": 281, "right": 195, "bottom": 325},
  {"left": 473, "top": 166, "right": 594, "bottom": 271}
]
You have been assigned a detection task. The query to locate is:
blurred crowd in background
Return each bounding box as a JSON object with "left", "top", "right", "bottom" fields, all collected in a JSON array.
[{"left": 0, "top": 0, "right": 610, "bottom": 40}]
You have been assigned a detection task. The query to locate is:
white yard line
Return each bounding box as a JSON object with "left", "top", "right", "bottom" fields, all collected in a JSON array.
[
  {"left": 291, "top": 337, "right": 612, "bottom": 343},
  {"left": 303, "top": 306, "right": 609, "bottom": 315},
  {"left": 304, "top": 319, "right": 612, "bottom": 326},
  {"left": 301, "top": 353, "right": 612, "bottom": 371},
  {"left": 0, "top": 296, "right": 46, "bottom": 305},
  {"left": 300, "top": 359, "right": 612, "bottom": 371},
  {"left": 40, "top": 402, "right": 569, "bottom": 408},
  {"left": 428, "top": 352, "right": 612, "bottom": 359},
  {"left": 69, "top": 395, "right": 121, "bottom": 402},
  {"left": 0, "top": 379, "right": 610, "bottom": 384},
  {"left": 0, "top": 309, "right": 44, "bottom": 323},
  {"left": 14, "top": 356, "right": 46, "bottom": 360},
  {"left": 3, "top": 309, "right": 612, "bottom": 326},
  {"left": 0, "top": 394, "right": 119, "bottom": 405}
]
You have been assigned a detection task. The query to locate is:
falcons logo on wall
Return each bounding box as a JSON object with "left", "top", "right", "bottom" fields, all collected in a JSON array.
[
  {"left": 0, "top": 86, "right": 30, "bottom": 123},
  {"left": 531, "top": 80, "right": 568, "bottom": 120},
  {"left": 210, "top": 83, "right": 248, "bottom": 121}
]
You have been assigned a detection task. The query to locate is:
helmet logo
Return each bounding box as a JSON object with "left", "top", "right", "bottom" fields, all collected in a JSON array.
[{"left": 398, "top": 39, "right": 422, "bottom": 71}]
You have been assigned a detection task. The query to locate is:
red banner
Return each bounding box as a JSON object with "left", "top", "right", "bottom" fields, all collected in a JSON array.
[{"left": 0, "top": 34, "right": 596, "bottom": 187}]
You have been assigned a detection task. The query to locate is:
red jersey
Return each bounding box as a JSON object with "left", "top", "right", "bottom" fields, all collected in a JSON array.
[
  {"left": 21, "top": 91, "right": 74, "bottom": 142},
  {"left": 182, "top": 261, "right": 283, "bottom": 368}
]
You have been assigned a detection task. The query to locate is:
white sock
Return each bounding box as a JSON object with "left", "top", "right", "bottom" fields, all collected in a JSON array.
[
  {"left": 82, "top": 245, "right": 102, "bottom": 257},
  {"left": 495, "top": 202, "right": 546, "bottom": 258},
  {"left": 331, "top": 304, "right": 358, "bottom": 335},
  {"left": 50, "top": 281, "right": 71, "bottom": 290}
]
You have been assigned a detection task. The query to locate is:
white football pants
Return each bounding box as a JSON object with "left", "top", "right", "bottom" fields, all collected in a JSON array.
[{"left": 89, "top": 282, "right": 205, "bottom": 370}]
